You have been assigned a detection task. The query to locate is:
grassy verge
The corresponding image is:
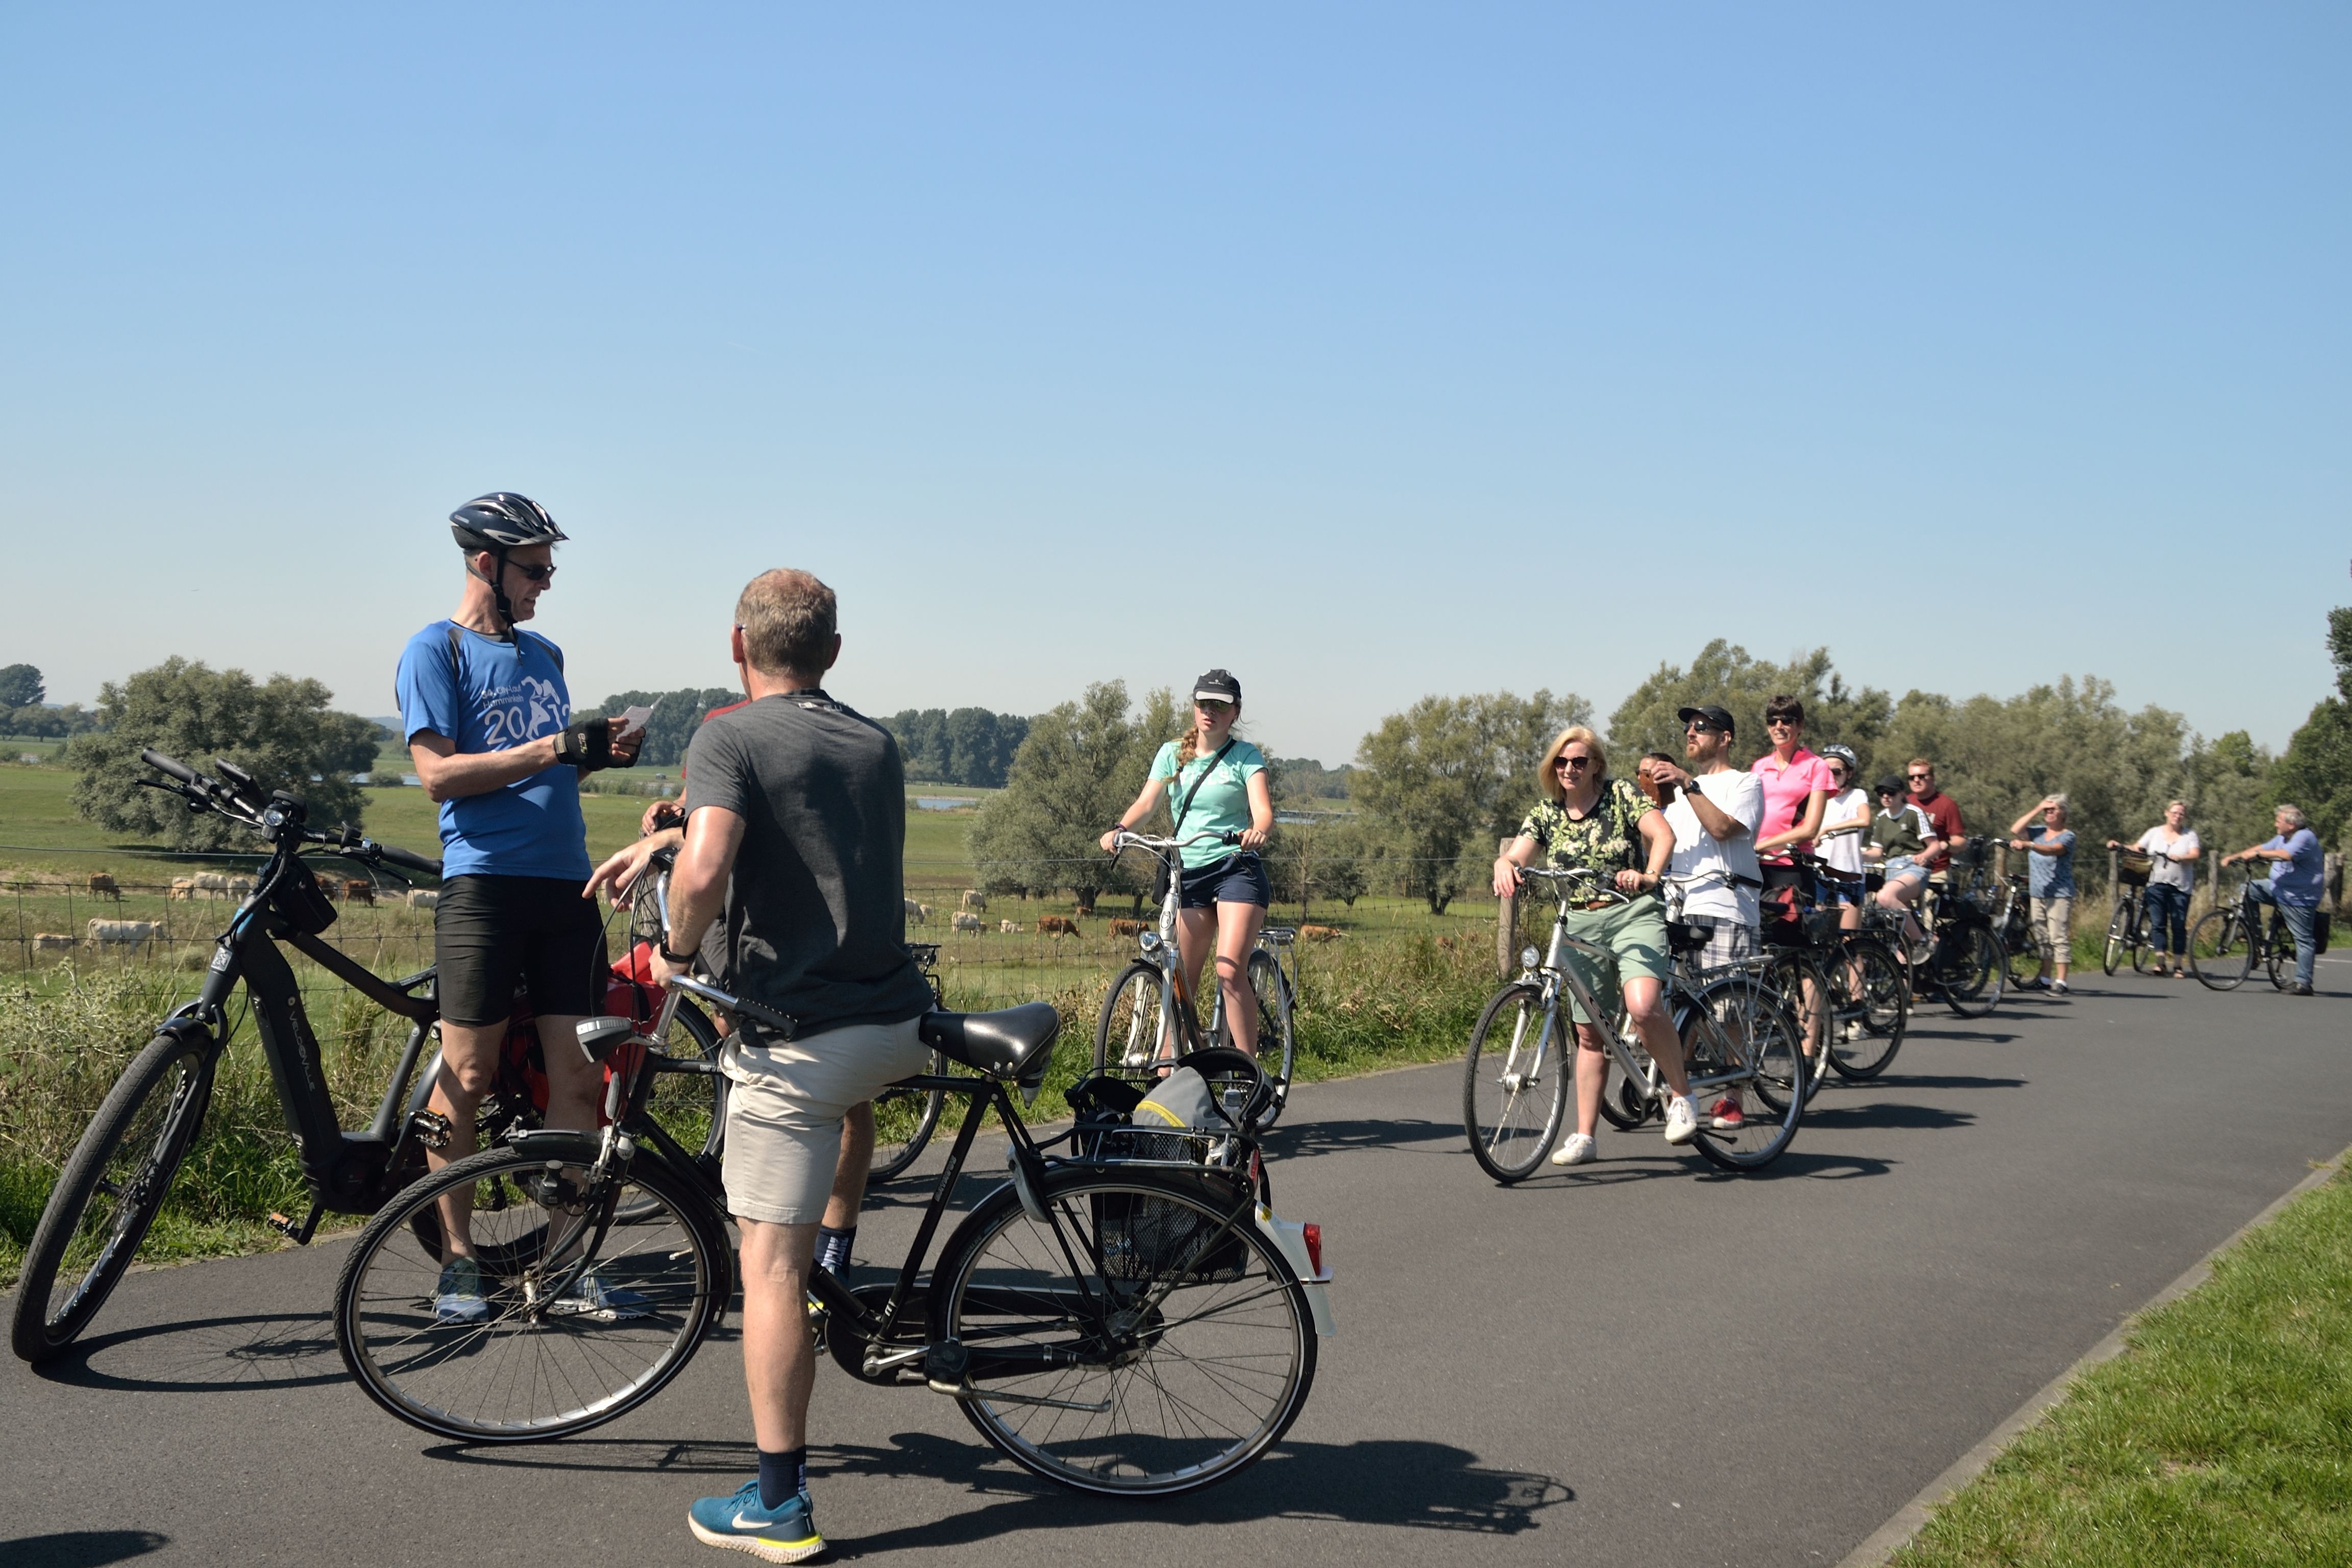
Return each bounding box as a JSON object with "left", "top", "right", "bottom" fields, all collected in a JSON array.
[
  {"left": 1891, "top": 1164, "right": 2352, "bottom": 1567},
  {"left": 1, "top": 929, "right": 1493, "bottom": 1291}
]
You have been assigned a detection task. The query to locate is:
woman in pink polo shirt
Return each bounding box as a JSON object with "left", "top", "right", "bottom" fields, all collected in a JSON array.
[{"left": 1751, "top": 694, "right": 1833, "bottom": 941}]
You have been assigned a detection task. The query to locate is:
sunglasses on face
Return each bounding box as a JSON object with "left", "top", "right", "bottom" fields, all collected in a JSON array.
[
  {"left": 1766, "top": 717, "right": 1798, "bottom": 729},
  {"left": 1683, "top": 721, "right": 1716, "bottom": 736},
  {"left": 1908, "top": 774, "right": 1931, "bottom": 783},
  {"left": 505, "top": 561, "right": 556, "bottom": 584},
  {"left": 1826, "top": 767, "right": 1847, "bottom": 779},
  {"left": 1556, "top": 755, "right": 1593, "bottom": 771},
  {"left": 1195, "top": 700, "right": 1234, "bottom": 713}
]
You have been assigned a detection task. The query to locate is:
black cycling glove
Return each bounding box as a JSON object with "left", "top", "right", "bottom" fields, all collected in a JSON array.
[{"left": 555, "top": 717, "right": 615, "bottom": 771}]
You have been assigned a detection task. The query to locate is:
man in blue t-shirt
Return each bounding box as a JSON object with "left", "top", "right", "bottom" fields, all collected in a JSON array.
[
  {"left": 2223, "top": 804, "right": 2326, "bottom": 995},
  {"left": 392, "top": 492, "right": 641, "bottom": 1321}
]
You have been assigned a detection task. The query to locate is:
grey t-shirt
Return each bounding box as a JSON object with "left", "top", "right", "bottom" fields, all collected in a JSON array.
[{"left": 681, "top": 690, "right": 934, "bottom": 1037}]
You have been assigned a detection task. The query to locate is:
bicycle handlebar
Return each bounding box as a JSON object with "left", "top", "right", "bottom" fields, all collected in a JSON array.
[
  {"left": 1110, "top": 829, "right": 1242, "bottom": 853},
  {"left": 141, "top": 748, "right": 200, "bottom": 786}
]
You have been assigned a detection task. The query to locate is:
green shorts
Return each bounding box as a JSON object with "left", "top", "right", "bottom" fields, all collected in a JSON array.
[{"left": 1557, "top": 895, "right": 1671, "bottom": 1025}]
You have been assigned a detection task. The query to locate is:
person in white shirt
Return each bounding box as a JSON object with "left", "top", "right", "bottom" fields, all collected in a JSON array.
[
  {"left": 1813, "top": 745, "right": 1872, "bottom": 932},
  {"left": 2111, "top": 800, "right": 2201, "bottom": 978}
]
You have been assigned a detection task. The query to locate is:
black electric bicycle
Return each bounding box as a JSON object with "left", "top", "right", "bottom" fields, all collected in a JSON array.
[
  {"left": 10, "top": 750, "right": 726, "bottom": 1365},
  {"left": 333, "top": 971, "right": 1335, "bottom": 1496}
]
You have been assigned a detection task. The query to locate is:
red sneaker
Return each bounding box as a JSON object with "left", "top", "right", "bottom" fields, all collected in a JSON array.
[{"left": 1708, "top": 1097, "right": 1745, "bottom": 1132}]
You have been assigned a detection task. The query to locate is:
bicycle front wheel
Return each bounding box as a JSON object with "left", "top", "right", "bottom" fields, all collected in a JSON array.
[
  {"left": 12, "top": 1029, "right": 215, "bottom": 1364},
  {"left": 334, "top": 1138, "right": 727, "bottom": 1442},
  {"left": 929, "top": 1167, "right": 1316, "bottom": 1497},
  {"left": 2267, "top": 924, "right": 2295, "bottom": 991},
  {"left": 1094, "top": 962, "right": 1171, "bottom": 1094},
  {"left": 1940, "top": 925, "right": 2007, "bottom": 1019},
  {"left": 2189, "top": 910, "right": 2249, "bottom": 991},
  {"left": 1462, "top": 982, "right": 1570, "bottom": 1183},
  {"left": 1830, "top": 940, "right": 1907, "bottom": 1079},
  {"left": 1684, "top": 976, "right": 1805, "bottom": 1171},
  {"left": 1241, "top": 949, "right": 1298, "bottom": 1127},
  {"left": 2103, "top": 903, "right": 2131, "bottom": 976},
  {"left": 2130, "top": 904, "right": 2157, "bottom": 974},
  {"left": 870, "top": 1053, "right": 949, "bottom": 1183}
]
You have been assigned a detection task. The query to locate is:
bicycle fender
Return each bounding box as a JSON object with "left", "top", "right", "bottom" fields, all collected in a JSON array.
[
  {"left": 1005, "top": 1145, "right": 1051, "bottom": 1228},
  {"left": 1256, "top": 1204, "right": 1336, "bottom": 1338}
]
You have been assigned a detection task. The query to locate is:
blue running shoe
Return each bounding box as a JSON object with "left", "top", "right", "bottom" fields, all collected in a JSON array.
[
  {"left": 548, "top": 1264, "right": 648, "bottom": 1321},
  {"left": 433, "top": 1257, "right": 488, "bottom": 1325},
  {"left": 688, "top": 1479, "right": 825, "bottom": 1563}
]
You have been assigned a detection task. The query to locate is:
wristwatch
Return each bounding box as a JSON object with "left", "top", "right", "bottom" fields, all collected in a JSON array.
[{"left": 658, "top": 937, "right": 697, "bottom": 965}]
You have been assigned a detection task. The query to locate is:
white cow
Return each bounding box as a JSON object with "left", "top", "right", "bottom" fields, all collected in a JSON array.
[
  {"left": 167, "top": 877, "right": 198, "bottom": 901},
  {"left": 999, "top": 919, "right": 1024, "bottom": 935},
  {"left": 407, "top": 889, "right": 440, "bottom": 910},
  {"left": 192, "top": 872, "right": 233, "bottom": 898},
  {"left": 33, "top": 933, "right": 75, "bottom": 952},
  {"left": 951, "top": 911, "right": 983, "bottom": 933},
  {"left": 959, "top": 889, "right": 988, "bottom": 914},
  {"left": 87, "top": 919, "right": 162, "bottom": 953},
  {"left": 903, "top": 898, "right": 933, "bottom": 924}
]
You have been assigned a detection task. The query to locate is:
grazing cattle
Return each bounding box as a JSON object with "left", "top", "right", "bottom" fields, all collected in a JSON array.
[
  {"left": 903, "top": 897, "right": 930, "bottom": 924},
  {"left": 87, "top": 873, "right": 120, "bottom": 899},
  {"left": 192, "top": 872, "right": 234, "bottom": 898},
  {"left": 959, "top": 890, "right": 988, "bottom": 914},
  {"left": 33, "top": 933, "right": 75, "bottom": 952},
  {"left": 87, "top": 919, "right": 162, "bottom": 953},
  {"left": 1299, "top": 924, "right": 1343, "bottom": 942},
  {"left": 999, "top": 919, "right": 1024, "bottom": 935},
  {"left": 228, "top": 876, "right": 256, "bottom": 897},
  {"left": 1036, "top": 915, "right": 1078, "bottom": 937},
  {"left": 342, "top": 879, "right": 375, "bottom": 905},
  {"left": 407, "top": 889, "right": 439, "bottom": 910},
  {"left": 1108, "top": 918, "right": 1145, "bottom": 938},
  {"left": 951, "top": 911, "right": 983, "bottom": 933},
  {"left": 167, "top": 877, "right": 198, "bottom": 901}
]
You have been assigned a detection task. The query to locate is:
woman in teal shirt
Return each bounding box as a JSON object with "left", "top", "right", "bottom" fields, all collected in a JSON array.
[{"left": 1100, "top": 669, "right": 1278, "bottom": 1055}]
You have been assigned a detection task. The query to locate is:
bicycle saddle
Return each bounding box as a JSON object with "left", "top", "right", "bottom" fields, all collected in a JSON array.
[{"left": 920, "top": 1002, "right": 1061, "bottom": 1082}]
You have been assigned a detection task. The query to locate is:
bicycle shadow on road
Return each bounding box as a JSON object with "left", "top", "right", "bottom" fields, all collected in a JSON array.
[
  {"left": 27, "top": 1310, "right": 346, "bottom": 1394},
  {"left": 424, "top": 1431, "right": 1572, "bottom": 1551},
  {"left": 0, "top": 1530, "right": 170, "bottom": 1567},
  {"left": 1803, "top": 1101, "right": 1977, "bottom": 1133},
  {"left": 1261, "top": 1115, "right": 1464, "bottom": 1163}
]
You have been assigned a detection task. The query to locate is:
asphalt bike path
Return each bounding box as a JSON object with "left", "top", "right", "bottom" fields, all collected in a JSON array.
[{"left": 7, "top": 967, "right": 2346, "bottom": 1567}]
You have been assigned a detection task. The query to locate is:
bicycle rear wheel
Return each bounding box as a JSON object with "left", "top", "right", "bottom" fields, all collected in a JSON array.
[
  {"left": 1462, "top": 982, "right": 1570, "bottom": 1183},
  {"left": 1239, "top": 950, "right": 1297, "bottom": 1127},
  {"left": 641, "top": 998, "right": 727, "bottom": 1162},
  {"left": 2103, "top": 901, "right": 2132, "bottom": 976},
  {"left": 12, "top": 1029, "right": 215, "bottom": 1364},
  {"left": 1684, "top": 976, "right": 1804, "bottom": 1171},
  {"left": 870, "top": 1052, "right": 949, "bottom": 1183},
  {"left": 1596, "top": 1028, "right": 1652, "bottom": 1129},
  {"left": 2189, "top": 910, "right": 2249, "bottom": 991},
  {"left": 1094, "top": 962, "right": 1171, "bottom": 1094},
  {"left": 2130, "top": 904, "right": 2157, "bottom": 974},
  {"left": 334, "top": 1138, "right": 726, "bottom": 1441},
  {"left": 2267, "top": 924, "right": 2295, "bottom": 991},
  {"left": 1830, "top": 939, "right": 1907, "bottom": 1079},
  {"left": 929, "top": 1167, "right": 1316, "bottom": 1497},
  {"left": 1939, "top": 925, "right": 2006, "bottom": 1019}
]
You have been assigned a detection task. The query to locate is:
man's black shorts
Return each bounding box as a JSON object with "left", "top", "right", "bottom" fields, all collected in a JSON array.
[{"left": 435, "top": 875, "right": 608, "bottom": 1026}]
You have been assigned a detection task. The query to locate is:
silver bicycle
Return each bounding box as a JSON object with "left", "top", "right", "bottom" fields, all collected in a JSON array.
[
  {"left": 1463, "top": 867, "right": 1806, "bottom": 1180},
  {"left": 1094, "top": 829, "right": 1298, "bottom": 1125}
]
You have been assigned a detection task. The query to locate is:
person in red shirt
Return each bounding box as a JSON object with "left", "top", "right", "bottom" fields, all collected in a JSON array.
[{"left": 1905, "top": 758, "right": 1966, "bottom": 872}]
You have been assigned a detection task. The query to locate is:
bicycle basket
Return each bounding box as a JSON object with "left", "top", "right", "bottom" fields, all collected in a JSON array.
[
  {"left": 1092, "top": 1188, "right": 1251, "bottom": 1283},
  {"left": 1801, "top": 905, "right": 1844, "bottom": 944},
  {"left": 2115, "top": 849, "right": 2152, "bottom": 888}
]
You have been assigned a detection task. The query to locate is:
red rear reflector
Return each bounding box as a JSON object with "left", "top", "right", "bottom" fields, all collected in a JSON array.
[{"left": 1302, "top": 1222, "right": 1324, "bottom": 1275}]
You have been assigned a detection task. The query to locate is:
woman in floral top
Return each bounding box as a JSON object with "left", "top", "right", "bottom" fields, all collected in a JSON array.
[{"left": 1490, "top": 725, "right": 1702, "bottom": 1161}]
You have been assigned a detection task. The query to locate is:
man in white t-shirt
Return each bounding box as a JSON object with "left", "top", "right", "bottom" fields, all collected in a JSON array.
[{"left": 1643, "top": 704, "right": 1764, "bottom": 967}]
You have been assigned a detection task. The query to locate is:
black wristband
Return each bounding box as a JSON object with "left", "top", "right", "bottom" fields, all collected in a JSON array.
[{"left": 658, "top": 938, "right": 697, "bottom": 965}]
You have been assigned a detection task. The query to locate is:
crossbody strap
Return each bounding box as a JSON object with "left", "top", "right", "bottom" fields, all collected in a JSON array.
[{"left": 1171, "top": 740, "right": 1238, "bottom": 838}]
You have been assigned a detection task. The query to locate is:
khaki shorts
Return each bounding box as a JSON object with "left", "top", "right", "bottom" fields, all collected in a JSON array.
[
  {"left": 1558, "top": 896, "right": 1672, "bottom": 1026},
  {"left": 2030, "top": 896, "right": 2073, "bottom": 963},
  {"left": 721, "top": 1016, "right": 935, "bottom": 1225}
]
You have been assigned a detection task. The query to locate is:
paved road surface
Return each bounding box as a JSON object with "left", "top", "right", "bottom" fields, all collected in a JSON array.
[{"left": 8, "top": 964, "right": 2347, "bottom": 1568}]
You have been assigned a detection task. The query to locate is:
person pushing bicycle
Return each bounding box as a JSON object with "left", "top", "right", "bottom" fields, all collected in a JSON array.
[
  {"left": 394, "top": 493, "right": 642, "bottom": 1323},
  {"left": 648, "top": 569, "right": 937, "bottom": 1562},
  {"left": 1098, "top": 669, "right": 1277, "bottom": 1056}
]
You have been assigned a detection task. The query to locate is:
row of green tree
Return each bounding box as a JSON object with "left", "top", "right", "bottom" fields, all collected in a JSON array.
[
  {"left": 881, "top": 708, "right": 1031, "bottom": 788},
  {"left": 0, "top": 664, "right": 104, "bottom": 740},
  {"left": 967, "top": 613, "right": 2352, "bottom": 915}
]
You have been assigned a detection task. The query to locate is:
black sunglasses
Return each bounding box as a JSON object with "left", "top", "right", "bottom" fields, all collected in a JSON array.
[{"left": 504, "top": 560, "right": 556, "bottom": 584}]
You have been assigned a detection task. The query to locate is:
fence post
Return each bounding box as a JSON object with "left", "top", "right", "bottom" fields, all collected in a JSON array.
[
  {"left": 2108, "top": 843, "right": 2120, "bottom": 927},
  {"left": 1495, "top": 837, "right": 1516, "bottom": 979}
]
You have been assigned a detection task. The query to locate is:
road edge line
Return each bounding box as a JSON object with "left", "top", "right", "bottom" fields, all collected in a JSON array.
[{"left": 1833, "top": 1140, "right": 2351, "bottom": 1568}]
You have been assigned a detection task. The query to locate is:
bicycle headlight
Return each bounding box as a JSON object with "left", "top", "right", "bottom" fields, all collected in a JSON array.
[
  {"left": 1138, "top": 931, "right": 1162, "bottom": 952},
  {"left": 1521, "top": 946, "right": 1542, "bottom": 970}
]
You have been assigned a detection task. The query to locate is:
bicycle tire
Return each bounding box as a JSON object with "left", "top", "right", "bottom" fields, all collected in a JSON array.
[
  {"left": 2103, "top": 901, "right": 2131, "bottom": 976},
  {"left": 1761, "top": 950, "right": 1833, "bottom": 1106},
  {"left": 869, "top": 1052, "right": 950, "bottom": 1184},
  {"left": 2189, "top": 909, "right": 2249, "bottom": 991},
  {"left": 12, "top": 1029, "right": 216, "bottom": 1364},
  {"left": 2130, "top": 903, "right": 2157, "bottom": 975},
  {"left": 334, "top": 1136, "right": 727, "bottom": 1442},
  {"left": 1940, "top": 925, "right": 2006, "bottom": 1019},
  {"left": 1462, "top": 982, "right": 1570, "bottom": 1183},
  {"left": 1830, "top": 939, "right": 1907, "bottom": 1079},
  {"left": 1596, "top": 1028, "right": 1650, "bottom": 1130},
  {"left": 1094, "top": 962, "right": 1171, "bottom": 1093},
  {"left": 1684, "top": 975, "right": 1804, "bottom": 1171},
  {"left": 928, "top": 1165, "right": 1316, "bottom": 1497},
  {"left": 642, "top": 998, "right": 728, "bottom": 1163},
  {"left": 2267, "top": 925, "right": 2294, "bottom": 992},
  {"left": 1240, "top": 950, "right": 1297, "bottom": 1128}
]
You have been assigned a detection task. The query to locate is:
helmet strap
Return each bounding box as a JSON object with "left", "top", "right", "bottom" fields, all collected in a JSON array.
[{"left": 468, "top": 549, "right": 521, "bottom": 643}]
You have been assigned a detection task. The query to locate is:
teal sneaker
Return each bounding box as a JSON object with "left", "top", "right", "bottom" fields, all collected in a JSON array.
[
  {"left": 547, "top": 1264, "right": 648, "bottom": 1321},
  {"left": 433, "top": 1257, "right": 488, "bottom": 1324},
  {"left": 688, "top": 1479, "right": 825, "bottom": 1562}
]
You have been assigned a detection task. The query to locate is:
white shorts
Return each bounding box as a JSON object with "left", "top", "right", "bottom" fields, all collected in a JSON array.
[{"left": 720, "top": 1016, "right": 935, "bottom": 1225}]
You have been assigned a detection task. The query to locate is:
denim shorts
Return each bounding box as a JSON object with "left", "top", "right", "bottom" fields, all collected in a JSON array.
[
  {"left": 1178, "top": 852, "right": 1271, "bottom": 910},
  {"left": 1882, "top": 857, "right": 1928, "bottom": 887}
]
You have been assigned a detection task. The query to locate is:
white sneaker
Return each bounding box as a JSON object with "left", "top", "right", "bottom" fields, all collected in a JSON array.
[
  {"left": 1662, "top": 1095, "right": 1699, "bottom": 1146},
  {"left": 1550, "top": 1132, "right": 1597, "bottom": 1166}
]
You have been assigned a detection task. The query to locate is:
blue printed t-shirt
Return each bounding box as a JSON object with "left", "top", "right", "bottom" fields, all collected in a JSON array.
[
  {"left": 2023, "top": 824, "right": 2076, "bottom": 898},
  {"left": 2264, "top": 828, "right": 2323, "bottom": 905},
  {"left": 1149, "top": 739, "right": 1267, "bottom": 868},
  {"left": 394, "top": 621, "right": 591, "bottom": 880}
]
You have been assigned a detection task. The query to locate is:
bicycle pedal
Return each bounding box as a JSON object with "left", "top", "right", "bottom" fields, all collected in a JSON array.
[
  {"left": 923, "top": 1341, "right": 972, "bottom": 1393},
  {"left": 407, "top": 1109, "right": 453, "bottom": 1151}
]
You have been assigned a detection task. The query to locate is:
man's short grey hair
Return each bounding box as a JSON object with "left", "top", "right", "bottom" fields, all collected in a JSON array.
[
  {"left": 2276, "top": 803, "right": 2308, "bottom": 829},
  {"left": 736, "top": 569, "right": 837, "bottom": 677}
]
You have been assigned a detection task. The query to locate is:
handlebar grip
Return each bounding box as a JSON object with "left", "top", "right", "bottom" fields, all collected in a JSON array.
[
  {"left": 141, "top": 749, "right": 199, "bottom": 785},
  {"left": 1222, "top": 831, "right": 1243, "bottom": 845},
  {"left": 376, "top": 844, "right": 444, "bottom": 877}
]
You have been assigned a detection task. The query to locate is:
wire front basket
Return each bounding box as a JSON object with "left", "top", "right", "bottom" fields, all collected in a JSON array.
[{"left": 2115, "top": 849, "right": 2152, "bottom": 888}]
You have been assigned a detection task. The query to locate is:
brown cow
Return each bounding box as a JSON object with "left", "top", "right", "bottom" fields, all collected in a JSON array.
[
  {"left": 342, "top": 879, "right": 375, "bottom": 905},
  {"left": 1108, "top": 918, "right": 1145, "bottom": 938},
  {"left": 1299, "top": 924, "right": 1343, "bottom": 942},
  {"left": 1036, "top": 915, "right": 1079, "bottom": 937},
  {"left": 88, "top": 873, "right": 120, "bottom": 899}
]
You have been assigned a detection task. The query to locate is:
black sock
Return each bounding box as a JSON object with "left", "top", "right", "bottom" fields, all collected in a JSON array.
[
  {"left": 814, "top": 1224, "right": 855, "bottom": 1274},
  {"left": 758, "top": 1446, "right": 807, "bottom": 1510}
]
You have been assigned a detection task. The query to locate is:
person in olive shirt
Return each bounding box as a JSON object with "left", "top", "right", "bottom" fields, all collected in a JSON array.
[{"left": 1491, "top": 725, "right": 1700, "bottom": 1160}]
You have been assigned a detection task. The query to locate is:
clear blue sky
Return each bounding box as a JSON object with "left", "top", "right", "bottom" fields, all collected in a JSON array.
[{"left": 4, "top": 5, "right": 2344, "bottom": 766}]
